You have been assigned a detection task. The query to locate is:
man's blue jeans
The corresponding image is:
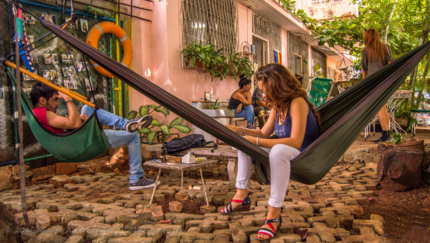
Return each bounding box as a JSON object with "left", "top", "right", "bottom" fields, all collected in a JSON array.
[
  {"left": 81, "top": 105, "right": 143, "bottom": 183},
  {"left": 233, "top": 105, "right": 255, "bottom": 126}
]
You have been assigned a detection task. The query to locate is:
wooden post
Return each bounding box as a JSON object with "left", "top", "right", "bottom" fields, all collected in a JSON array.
[
  {"left": 13, "top": 5, "right": 30, "bottom": 228},
  {"left": 199, "top": 168, "right": 209, "bottom": 206},
  {"left": 149, "top": 168, "right": 161, "bottom": 206}
]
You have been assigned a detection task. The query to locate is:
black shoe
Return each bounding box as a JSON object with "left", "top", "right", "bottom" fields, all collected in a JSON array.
[
  {"left": 129, "top": 177, "right": 159, "bottom": 190},
  {"left": 373, "top": 131, "right": 392, "bottom": 143},
  {"left": 125, "top": 115, "right": 153, "bottom": 133},
  {"left": 246, "top": 124, "right": 256, "bottom": 130}
]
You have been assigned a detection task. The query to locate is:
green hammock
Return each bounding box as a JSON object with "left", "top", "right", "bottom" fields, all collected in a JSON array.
[{"left": 7, "top": 68, "right": 110, "bottom": 162}]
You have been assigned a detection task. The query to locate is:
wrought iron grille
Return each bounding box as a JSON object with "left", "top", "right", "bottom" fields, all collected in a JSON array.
[
  {"left": 181, "top": 0, "right": 238, "bottom": 56},
  {"left": 252, "top": 12, "right": 281, "bottom": 64}
]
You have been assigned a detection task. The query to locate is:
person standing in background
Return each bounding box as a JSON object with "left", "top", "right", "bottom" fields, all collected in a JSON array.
[{"left": 361, "top": 28, "right": 393, "bottom": 143}]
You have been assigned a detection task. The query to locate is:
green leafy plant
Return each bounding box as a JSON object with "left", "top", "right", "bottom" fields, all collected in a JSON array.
[
  {"left": 209, "top": 49, "right": 230, "bottom": 80},
  {"left": 207, "top": 98, "right": 220, "bottom": 110},
  {"left": 391, "top": 118, "right": 418, "bottom": 144},
  {"left": 181, "top": 41, "right": 213, "bottom": 68},
  {"left": 312, "top": 63, "right": 326, "bottom": 78},
  {"left": 228, "top": 53, "right": 254, "bottom": 79},
  {"left": 126, "top": 105, "right": 191, "bottom": 145},
  {"left": 278, "top": 0, "right": 296, "bottom": 13}
]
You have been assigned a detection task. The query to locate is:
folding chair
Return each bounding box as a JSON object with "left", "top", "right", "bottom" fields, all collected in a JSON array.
[{"left": 306, "top": 77, "right": 334, "bottom": 107}]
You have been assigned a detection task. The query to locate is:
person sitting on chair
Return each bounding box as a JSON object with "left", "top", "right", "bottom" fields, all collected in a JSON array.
[
  {"left": 228, "top": 75, "right": 255, "bottom": 129},
  {"left": 221, "top": 64, "right": 320, "bottom": 240},
  {"left": 30, "top": 82, "right": 158, "bottom": 190},
  {"left": 252, "top": 84, "right": 270, "bottom": 129}
]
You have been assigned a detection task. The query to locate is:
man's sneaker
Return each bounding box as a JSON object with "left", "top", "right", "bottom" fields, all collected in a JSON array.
[
  {"left": 129, "top": 177, "right": 159, "bottom": 190},
  {"left": 246, "top": 124, "right": 256, "bottom": 130},
  {"left": 125, "top": 115, "right": 153, "bottom": 133}
]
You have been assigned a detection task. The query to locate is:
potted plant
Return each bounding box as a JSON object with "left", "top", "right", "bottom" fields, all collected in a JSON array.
[
  {"left": 208, "top": 49, "right": 230, "bottom": 81},
  {"left": 126, "top": 105, "right": 192, "bottom": 145},
  {"left": 228, "top": 53, "right": 254, "bottom": 79},
  {"left": 181, "top": 41, "right": 213, "bottom": 69},
  {"left": 384, "top": 119, "right": 424, "bottom": 152}
]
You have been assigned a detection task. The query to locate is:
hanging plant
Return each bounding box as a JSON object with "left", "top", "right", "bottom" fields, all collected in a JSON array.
[
  {"left": 228, "top": 53, "right": 254, "bottom": 79},
  {"left": 181, "top": 41, "right": 213, "bottom": 68}
]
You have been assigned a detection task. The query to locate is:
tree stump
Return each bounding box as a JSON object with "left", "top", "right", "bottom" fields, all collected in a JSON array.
[{"left": 377, "top": 148, "right": 424, "bottom": 192}]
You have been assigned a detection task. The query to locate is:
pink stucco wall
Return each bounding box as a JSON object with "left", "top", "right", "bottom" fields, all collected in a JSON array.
[
  {"left": 129, "top": 1, "right": 254, "bottom": 132},
  {"left": 281, "top": 29, "right": 288, "bottom": 67}
]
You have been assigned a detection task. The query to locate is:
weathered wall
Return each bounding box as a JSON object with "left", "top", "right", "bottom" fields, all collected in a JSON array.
[{"left": 308, "top": 1, "right": 357, "bottom": 20}]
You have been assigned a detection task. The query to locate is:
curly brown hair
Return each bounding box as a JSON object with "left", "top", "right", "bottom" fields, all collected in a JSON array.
[{"left": 255, "top": 63, "right": 321, "bottom": 131}]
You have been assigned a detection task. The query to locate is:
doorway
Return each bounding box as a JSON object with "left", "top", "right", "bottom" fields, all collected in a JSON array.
[{"left": 253, "top": 35, "right": 268, "bottom": 86}]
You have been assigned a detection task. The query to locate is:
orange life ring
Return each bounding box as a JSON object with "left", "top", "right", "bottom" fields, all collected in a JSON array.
[{"left": 86, "top": 21, "right": 133, "bottom": 78}]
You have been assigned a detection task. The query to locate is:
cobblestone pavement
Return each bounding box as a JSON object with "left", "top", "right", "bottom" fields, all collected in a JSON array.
[{"left": 0, "top": 152, "right": 391, "bottom": 243}]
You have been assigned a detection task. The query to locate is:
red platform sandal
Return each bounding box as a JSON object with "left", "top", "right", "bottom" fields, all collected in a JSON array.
[
  {"left": 219, "top": 195, "right": 251, "bottom": 214},
  {"left": 257, "top": 216, "right": 282, "bottom": 241}
]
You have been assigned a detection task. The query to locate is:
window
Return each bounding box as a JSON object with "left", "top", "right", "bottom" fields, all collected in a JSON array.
[{"left": 181, "top": 0, "right": 238, "bottom": 56}]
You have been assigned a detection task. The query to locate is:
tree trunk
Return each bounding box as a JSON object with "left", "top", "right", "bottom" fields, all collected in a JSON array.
[
  {"left": 377, "top": 148, "right": 424, "bottom": 192},
  {"left": 409, "top": 18, "right": 430, "bottom": 105},
  {"left": 415, "top": 54, "right": 430, "bottom": 107},
  {"left": 384, "top": 0, "right": 397, "bottom": 43}
]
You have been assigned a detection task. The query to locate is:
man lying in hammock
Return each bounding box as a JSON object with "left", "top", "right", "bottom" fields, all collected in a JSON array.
[{"left": 30, "top": 82, "right": 158, "bottom": 190}]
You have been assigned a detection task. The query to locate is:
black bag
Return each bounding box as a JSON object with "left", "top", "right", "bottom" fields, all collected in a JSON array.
[{"left": 161, "top": 134, "right": 218, "bottom": 154}]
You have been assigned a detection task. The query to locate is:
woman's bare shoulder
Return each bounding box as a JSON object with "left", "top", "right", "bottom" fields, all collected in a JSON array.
[{"left": 290, "top": 97, "right": 308, "bottom": 111}]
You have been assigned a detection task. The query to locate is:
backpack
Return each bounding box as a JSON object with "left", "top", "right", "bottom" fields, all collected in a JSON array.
[{"left": 161, "top": 134, "right": 218, "bottom": 154}]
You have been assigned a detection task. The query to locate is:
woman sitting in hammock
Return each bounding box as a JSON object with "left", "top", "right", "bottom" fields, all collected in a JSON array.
[{"left": 221, "top": 63, "right": 321, "bottom": 240}]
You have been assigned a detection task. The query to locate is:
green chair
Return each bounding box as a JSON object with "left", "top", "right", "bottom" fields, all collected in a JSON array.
[{"left": 306, "top": 77, "right": 333, "bottom": 107}]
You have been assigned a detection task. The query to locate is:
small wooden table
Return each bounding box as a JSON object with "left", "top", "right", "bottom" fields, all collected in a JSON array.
[
  {"left": 144, "top": 159, "right": 219, "bottom": 206},
  {"left": 144, "top": 144, "right": 239, "bottom": 184}
]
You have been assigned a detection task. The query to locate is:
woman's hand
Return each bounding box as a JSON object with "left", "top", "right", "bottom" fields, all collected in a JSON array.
[
  {"left": 236, "top": 103, "right": 242, "bottom": 113},
  {"left": 225, "top": 124, "right": 243, "bottom": 135},
  {"left": 243, "top": 135, "right": 256, "bottom": 144}
]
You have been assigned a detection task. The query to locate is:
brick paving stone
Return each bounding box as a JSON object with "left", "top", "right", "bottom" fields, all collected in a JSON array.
[
  {"left": 213, "top": 234, "right": 230, "bottom": 242},
  {"left": 107, "top": 232, "right": 154, "bottom": 243},
  {"left": 32, "top": 165, "right": 56, "bottom": 181},
  {"left": 313, "top": 222, "right": 336, "bottom": 243},
  {"left": 353, "top": 219, "right": 384, "bottom": 236},
  {"left": 103, "top": 208, "right": 135, "bottom": 224},
  {"left": 306, "top": 234, "right": 322, "bottom": 243},
  {"left": 142, "top": 205, "right": 164, "bottom": 221},
  {"left": 64, "top": 235, "right": 84, "bottom": 243},
  {"left": 56, "top": 163, "right": 78, "bottom": 175},
  {"left": 86, "top": 223, "right": 131, "bottom": 241},
  {"left": 165, "top": 213, "right": 205, "bottom": 226},
  {"left": 139, "top": 224, "right": 183, "bottom": 241},
  {"left": 67, "top": 216, "right": 110, "bottom": 236}
]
